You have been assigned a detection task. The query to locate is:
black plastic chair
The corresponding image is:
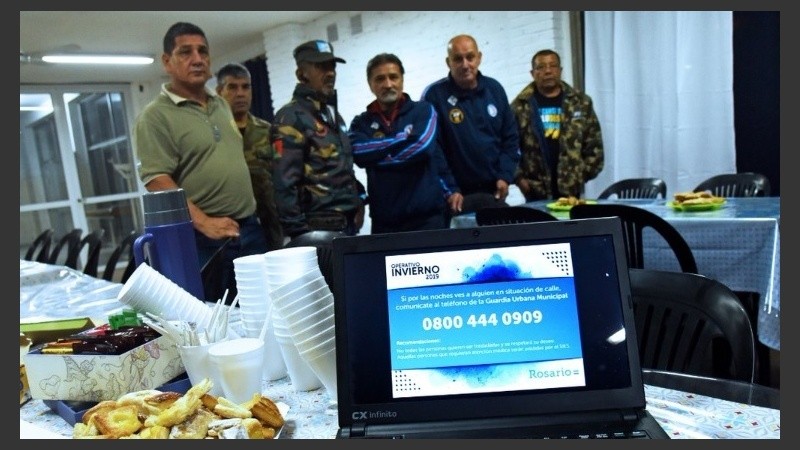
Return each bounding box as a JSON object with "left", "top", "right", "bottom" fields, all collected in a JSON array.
[
  {"left": 47, "top": 228, "right": 83, "bottom": 267},
  {"left": 570, "top": 204, "right": 698, "bottom": 273},
  {"left": 283, "top": 230, "right": 346, "bottom": 287},
  {"left": 475, "top": 206, "right": 559, "bottom": 225},
  {"left": 70, "top": 229, "right": 106, "bottom": 278},
  {"left": 598, "top": 178, "right": 667, "bottom": 200},
  {"left": 102, "top": 230, "right": 138, "bottom": 283},
  {"left": 693, "top": 172, "right": 771, "bottom": 197},
  {"left": 629, "top": 268, "right": 756, "bottom": 383},
  {"left": 24, "top": 229, "right": 54, "bottom": 262}
]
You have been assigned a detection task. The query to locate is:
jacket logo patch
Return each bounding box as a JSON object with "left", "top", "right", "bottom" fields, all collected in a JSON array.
[
  {"left": 273, "top": 139, "right": 284, "bottom": 157},
  {"left": 449, "top": 108, "right": 464, "bottom": 124},
  {"left": 487, "top": 104, "right": 498, "bottom": 117},
  {"left": 314, "top": 120, "right": 328, "bottom": 136}
]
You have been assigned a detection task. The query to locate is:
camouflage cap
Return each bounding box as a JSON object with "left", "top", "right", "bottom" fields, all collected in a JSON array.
[{"left": 293, "top": 40, "right": 346, "bottom": 64}]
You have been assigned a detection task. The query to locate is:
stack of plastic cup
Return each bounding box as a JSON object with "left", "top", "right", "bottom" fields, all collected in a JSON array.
[
  {"left": 118, "top": 262, "right": 213, "bottom": 328},
  {"left": 272, "top": 283, "right": 336, "bottom": 397},
  {"left": 264, "top": 247, "right": 331, "bottom": 392},
  {"left": 265, "top": 246, "right": 336, "bottom": 396},
  {"left": 272, "top": 309, "right": 322, "bottom": 391},
  {"left": 233, "top": 253, "right": 287, "bottom": 382}
]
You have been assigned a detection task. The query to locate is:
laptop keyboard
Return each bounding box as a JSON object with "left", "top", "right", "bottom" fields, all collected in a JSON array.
[
  {"left": 545, "top": 430, "right": 650, "bottom": 439},
  {"left": 356, "top": 429, "right": 653, "bottom": 439}
]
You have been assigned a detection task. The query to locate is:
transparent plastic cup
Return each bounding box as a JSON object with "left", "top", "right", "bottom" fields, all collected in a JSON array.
[
  {"left": 207, "top": 338, "right": 265, "bottom": 403},
  {"left": 178, "top": 342, "right": 226, "bottom": 396}
]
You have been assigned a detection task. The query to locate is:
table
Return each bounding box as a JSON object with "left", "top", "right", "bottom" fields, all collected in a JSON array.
[
  {"left": 20, "top": 260, "right": 125, "bottom": 323},
  {"left": 19, "top": 262, "right": 780, "bottom": 439},
  {"left": 19, "top": 370, "right": 780, "bottom": 439},
  {"left": 450, "top": 197, "right": 781, "bottom": 351}
]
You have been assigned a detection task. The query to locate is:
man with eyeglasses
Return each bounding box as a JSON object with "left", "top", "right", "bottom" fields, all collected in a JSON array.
[
  {"left": 511, "top": 49, "right": 605, "bottom": 201},
  {"left": 422, "top": 34, "right": 521, "bottom": 217}
]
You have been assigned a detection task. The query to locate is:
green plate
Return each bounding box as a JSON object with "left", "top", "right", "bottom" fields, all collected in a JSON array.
[
  {"left": 546, "top": 199, "right": 597, "bottom": 211},
  {"left": 668, "top": 200, "right": 726, "bottom": 212}
]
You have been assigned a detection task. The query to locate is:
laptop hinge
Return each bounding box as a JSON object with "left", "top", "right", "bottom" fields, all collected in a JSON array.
[
  {"left": 621, "top": 410, "right": 642, "bottom": 423},
  {"left": 350, "top": 423, "right": 367, "bottom": 438}
]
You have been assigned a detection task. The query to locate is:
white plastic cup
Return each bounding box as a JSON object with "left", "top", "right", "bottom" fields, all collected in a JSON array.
[
  {"left": 178, "top": 343, "right": 225, "bottom": 396},
  {"left": 292, "top": 324, "right": 335, "bottom": 351},
  {"left": 207, "top": 338, "right": 265, "bottom": 403},
  {"left": 267, "top": 267, "right": 323, "bottom": 293},
  {"left": 264, "top": 246, "right": 318, "bottom": 263},
  {"left": 270, "top": 270, "right": 326, "bottom": 303},
  {"left": 274, "top": 334, "right": 322, "bottom": 392},
  {"left": 279, "top": 293, "right": 331, "bottom": 324},
  {"left": 284, "top": 303, "right": 334, "bottom": 334},
  {"left": 118, "top": 262, "right": 210, "bottom": 322},
  {"left": 301, "top": 346, "right": 337, "bottom": 400},
  {"left": 261, "top": 326, "right": 289, "bottom": 381}
]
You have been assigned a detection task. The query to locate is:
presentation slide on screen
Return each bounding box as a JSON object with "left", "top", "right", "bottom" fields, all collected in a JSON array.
[{"left": 386, "top": 243, "right": 586, "bottom": 398}]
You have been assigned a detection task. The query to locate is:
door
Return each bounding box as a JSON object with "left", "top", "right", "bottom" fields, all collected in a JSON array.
[{"left": 20, "top": 85, "right": 144, "bottom": 273}]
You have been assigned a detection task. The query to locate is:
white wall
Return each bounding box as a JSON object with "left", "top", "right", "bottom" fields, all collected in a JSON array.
[{"left": 262, "top": 11, "right": 572, "bottom": 127}]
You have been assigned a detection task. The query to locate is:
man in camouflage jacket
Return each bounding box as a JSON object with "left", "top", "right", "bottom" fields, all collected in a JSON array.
[
  {"left": 270, "top": 40, "right": 364, "bottom": 238},
  {"left": 511, "top": 49, "right": 604, "bottom": 201},
  {"left": 216, "top": 63, "right": 284, "bottom": 250}
]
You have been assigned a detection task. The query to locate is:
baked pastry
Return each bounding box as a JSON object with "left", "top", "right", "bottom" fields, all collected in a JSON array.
[
  {"left": 93, "top": 404, "right": 143, "bottom": 438},
  {"left": 168, "top": 408, "right": 216, "bottom": 439},
  {"left": 144, "top": 378, "right": 213, "bottom": 427},
  {"left": 70, "top": 377, "right": 281, "bottom": 439},
  {"left": 250, "top": 395, "right": 285, "bottom": 429},
  {"left": 136, "top": 425, "right": 170, "bottom": 439},
  {"left": 82, "top": 400, "right": 119, "bottom": 425},
  {"left": 214, "top": 396, "right": 253, "bottom": 419},
  {"left": 555, "top": 196, "right": 587, "bottom": 206}
]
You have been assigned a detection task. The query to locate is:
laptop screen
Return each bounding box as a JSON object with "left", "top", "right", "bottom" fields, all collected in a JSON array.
[{"left": 333, "top": 217, "right": 644, "bottom": 427}]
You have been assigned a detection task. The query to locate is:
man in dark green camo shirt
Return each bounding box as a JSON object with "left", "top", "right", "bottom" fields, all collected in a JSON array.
[{"left": 215, "top": 62, "right": 284, "bottom": 250}]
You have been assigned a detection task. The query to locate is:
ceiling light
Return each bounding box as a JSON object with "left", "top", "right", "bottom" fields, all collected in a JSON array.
[{"left": 41, "top": 54, "right": 154, "bottom": 65}]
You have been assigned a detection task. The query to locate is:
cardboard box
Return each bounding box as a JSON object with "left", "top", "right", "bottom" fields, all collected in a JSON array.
[
  {"left": 25, "top": 334, "right": 184, "bottom": 402},
  {"left": 20, "top": 363, "right": 31, "bottom": 405},
  {"left": 42, "top": 373, "right": 192, "bottom": 426},
  {"left": 20, "top": 334, "right": 31, "bottom": 405}
]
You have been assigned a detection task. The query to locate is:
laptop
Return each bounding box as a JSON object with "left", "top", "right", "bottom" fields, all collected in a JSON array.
[{"left": 330, "top": 217, "right": 669, "bottom": 439}]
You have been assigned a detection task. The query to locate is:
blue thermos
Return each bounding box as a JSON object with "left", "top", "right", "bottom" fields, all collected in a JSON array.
[{"left": 133, "top": 188, "right": 205, "bottom": 300}]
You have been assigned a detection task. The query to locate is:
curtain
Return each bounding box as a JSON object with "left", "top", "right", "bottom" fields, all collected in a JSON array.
[
  {"left": 244, "top": 55, "right": 274, "bottom": 122},
  {"left": 583, "top": 12, "right": 736, "bottom": 198}
]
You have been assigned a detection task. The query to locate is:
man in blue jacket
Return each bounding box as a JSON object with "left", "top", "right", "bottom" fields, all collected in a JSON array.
[
  {"left": 350, "top": 53, "right": 462, "bottom": 233},
  {"left": 422, "top": 34, "right": 521, "bottom": 215}
]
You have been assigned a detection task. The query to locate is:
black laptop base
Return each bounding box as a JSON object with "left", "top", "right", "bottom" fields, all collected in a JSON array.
[{"left": 337, "top": 410, "right": 669, "bottom": 439}]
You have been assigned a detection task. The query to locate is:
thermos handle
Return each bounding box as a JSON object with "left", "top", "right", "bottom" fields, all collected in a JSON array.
[{"left": 133, "top": 233, "right": 156, "bottom": 267}]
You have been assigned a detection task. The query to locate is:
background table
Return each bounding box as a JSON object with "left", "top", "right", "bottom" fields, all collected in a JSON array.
[{"left": 450, "top": 197, "right": 781, "bottom": 351}]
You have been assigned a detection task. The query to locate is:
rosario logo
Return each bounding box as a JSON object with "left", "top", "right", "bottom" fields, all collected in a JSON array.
[{"left": 449, "top": 108, "right": 464, "bottom": 124}]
